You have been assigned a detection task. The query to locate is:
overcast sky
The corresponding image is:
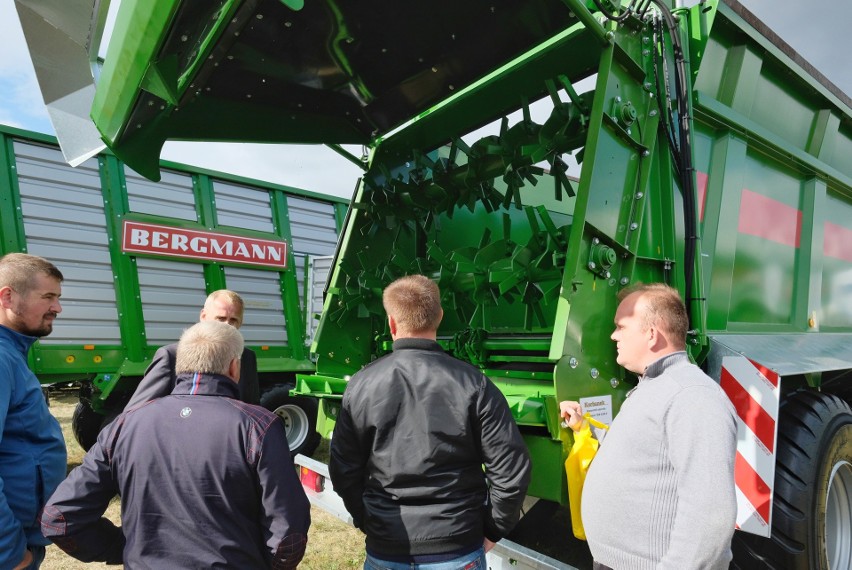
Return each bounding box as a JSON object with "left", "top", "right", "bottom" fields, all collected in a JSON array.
[{"left": 2, "top": 1, "right": 850, "bottom": 199}]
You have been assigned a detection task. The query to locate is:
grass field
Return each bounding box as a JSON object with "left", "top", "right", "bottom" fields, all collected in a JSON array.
[{"left": 43, "top": 387, "right": 364, "bottom": 569}]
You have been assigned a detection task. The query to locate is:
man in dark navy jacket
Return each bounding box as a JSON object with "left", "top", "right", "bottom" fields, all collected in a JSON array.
[{"left": 42, "top": 321, "right": 310, "bottom": 568}]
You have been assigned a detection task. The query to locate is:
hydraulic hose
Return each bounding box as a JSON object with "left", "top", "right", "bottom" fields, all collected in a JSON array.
[{"left": 646, "top": 1, "right": 700, "bottom": 329}]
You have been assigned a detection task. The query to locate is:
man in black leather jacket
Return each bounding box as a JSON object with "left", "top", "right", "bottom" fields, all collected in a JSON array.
[
  {"left": 125, "top": 289, "right": 259, "bottom": 409},
  {"left": 329, "top": 275, "right": 531, "bottom": 569}
]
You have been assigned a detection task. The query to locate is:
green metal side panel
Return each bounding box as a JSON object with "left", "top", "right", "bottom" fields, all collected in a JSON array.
[
  {"left": 273, "top": 192, "right": 306, "bottom": 361},
  {"left": 693, "top": 1, "right": 852, "bottom": 339},
  {"left": 193, "top": 173, "right": 228, "bottom": 293},
  {"left": 100, "top": 154, "right": 148, "bottom": 365},
  {"left": 821, "top": 190, "right": 852, "bottom": 330},
  {"left": 0, "top": 132, "right": 27, "bottom": 253}
]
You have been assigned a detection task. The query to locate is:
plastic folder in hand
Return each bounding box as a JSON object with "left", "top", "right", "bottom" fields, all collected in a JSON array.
[{"left": 565, "top": 413, "right": 609, "bottom": 540}]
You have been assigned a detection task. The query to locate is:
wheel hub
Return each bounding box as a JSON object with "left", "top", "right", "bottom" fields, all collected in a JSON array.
[
  {"left": 825, "top": 459, "right": 852, "bottom": 570},
  {"left": 274, "top": 404, "right": 310, "bottom": 451}
]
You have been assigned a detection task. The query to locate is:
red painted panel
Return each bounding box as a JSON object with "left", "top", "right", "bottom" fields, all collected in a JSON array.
[
  {"left": 122, "top": 220, "right": 287, "bottom": 268},
  {"left": 747, "top": 358, "right": 779, "bottom": 388},
  {"left": 737, "top": 189, "right": 801, "bottom": 248},
  {"left": 721, "top": 367, "right": 776, "bottom": 453},
  {"left": 735, "top": 451, "right": 771, "bottom": 525},
  {"left": 824, "top": 221, "right": 852, "bottom": 263},
  {"left": 696, "top": 171, "right": 708, "bottom": 222}
]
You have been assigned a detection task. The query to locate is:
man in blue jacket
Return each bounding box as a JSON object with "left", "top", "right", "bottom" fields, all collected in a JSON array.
[{"left": 0, "top": 253, "right": 67, "bottom": 570}]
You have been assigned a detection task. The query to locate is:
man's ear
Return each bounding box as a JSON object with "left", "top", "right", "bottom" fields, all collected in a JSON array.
[
  {"left": 646, "top": 325, "right": 658, "bottom": 347},
  {"left": 388, "top": 315, "right": 397, "bottom": 336},
  {"left": 0, "top": 286, "right": 14, "bottom": 309},
  {"left": 228, "top": 357, "right": 241, "bottom": 382},
  {"left": 647, "top": 324, "right": 668, "bottom": 351}
]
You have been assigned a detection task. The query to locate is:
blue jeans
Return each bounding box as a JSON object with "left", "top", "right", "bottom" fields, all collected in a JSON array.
[{"left": 364, "top": 547, "right": 486, "bottom": 570}]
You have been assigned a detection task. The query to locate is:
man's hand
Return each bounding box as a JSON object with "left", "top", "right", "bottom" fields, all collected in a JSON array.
[
  {"left": 559, "top": 400, "right": 585, "bottom": 432},
  {"left": 484, "top": 538, "right": 496, "bottom": 553},
  {"left": 13, "top": 549, "right": 33, "bottom": 570}
]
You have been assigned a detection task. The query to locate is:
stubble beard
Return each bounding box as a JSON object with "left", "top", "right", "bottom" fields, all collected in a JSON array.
[{"left": 12, "top": 308, "right": 55, "bottom": 338}]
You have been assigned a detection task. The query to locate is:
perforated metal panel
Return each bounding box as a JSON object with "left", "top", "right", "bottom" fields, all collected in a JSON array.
[
  {"left": 14, "top": 141, "right": 121, "bottom": 345},
  {"left": 125, "top": 167, "right": 197, "bottom": 221},
  {"left": 287, "top": 196, "right": 339, "bottom": 256},
  {"left": 224, "top": 266, "right": 288, "bottom": 346},
  {"left": 287, "top": 197, "right": 338, "bottom": 336},
  {"left": 212, "top": 179, "right": 274, "bottom": 233},
  {"left": 136, "top": 257, "right": 207, "bottom": 344}
]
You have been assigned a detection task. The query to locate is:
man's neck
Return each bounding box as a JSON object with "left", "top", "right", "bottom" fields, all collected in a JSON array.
[{"left": 392, "top": 331, "right": 437, "bottom": 341}]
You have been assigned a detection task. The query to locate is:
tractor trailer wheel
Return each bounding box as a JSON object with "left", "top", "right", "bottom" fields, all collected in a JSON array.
[
  {"left": 731, "top": 390, "right": 852, "bottom": 570},
  {"left": 260, "top": 386, "right": 321, "bottom": 457},
  {"left": 71, "top": 401, "right": 103, "bottom": 451}
]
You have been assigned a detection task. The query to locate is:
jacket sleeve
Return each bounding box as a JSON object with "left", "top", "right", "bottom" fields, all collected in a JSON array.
[
  {"left": 256, "top": 417, "right": 310, "bottom": 568},
  {"left": 239, "top": 348, "right": 260, "bottom": 405},
  {"left": 476, "top": 378, "right": 532, "bottom": 542},
  {"left": 40, "top": 424, "right": 125, "bottom": 563},
  {"left": 0, "top": 358, "right": 27, "bottom": 570},
  {"left": 124, "top": 345, "right": 176, "bottom": 410},
  {"left": 328, "top": 386, "right": 368, "bottom": 529}
]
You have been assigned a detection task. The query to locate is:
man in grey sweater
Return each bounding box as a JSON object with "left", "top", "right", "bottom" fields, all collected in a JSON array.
[{"left": 560, "top": 283, "right": 737, "bottom": 570}]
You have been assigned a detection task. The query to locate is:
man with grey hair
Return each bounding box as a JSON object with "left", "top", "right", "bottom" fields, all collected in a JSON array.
[
  {"left": 41, "top": 321, "right": 311, "bottom": 568},
  {"left": 126, "top": 289, "right": 260, "bottom": 409},
  {"left": 0, "top": 253, "right": 67, "bottom": 570}
]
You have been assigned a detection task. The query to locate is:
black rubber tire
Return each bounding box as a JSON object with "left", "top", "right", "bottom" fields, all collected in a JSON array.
[
  {"left": 730, "top": 390, "right": 852, "bottom": 570},
  {"left": 71, "top": 401, "right": 104, "bottom": 451},
  {"left": 260, "top": 386, "right": 321, "bottom": 457}
]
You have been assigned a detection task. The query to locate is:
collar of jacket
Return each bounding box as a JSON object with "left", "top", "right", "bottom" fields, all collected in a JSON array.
[
  {"left": 172, "top": 372, "right": 241, "bottom": 399},
  {"left": 641, "top": 351, "right": 689, "bottom": 381},
  {"left": 0, "top": 323, "right": 38, "bottom": 356},
  {"left": 392, "top": 337, "right": 443, "bottom": 352}
]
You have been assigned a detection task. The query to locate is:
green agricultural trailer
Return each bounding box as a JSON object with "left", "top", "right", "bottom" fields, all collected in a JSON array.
[
  {"left": 0, "top": 123, "right": 346, "bottom": 456},
  {"left": 16, "top": 0, "right": 852, "bottom": 567}
]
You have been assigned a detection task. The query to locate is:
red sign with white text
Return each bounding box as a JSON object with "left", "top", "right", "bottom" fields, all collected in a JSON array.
[{"left": 122, "top": 221, "right": 287, "bottom": 269}]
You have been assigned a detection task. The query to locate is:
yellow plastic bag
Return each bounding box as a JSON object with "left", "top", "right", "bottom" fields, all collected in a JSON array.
[{"left": 564, "top": 414, "right": 608, "bottom": 540}]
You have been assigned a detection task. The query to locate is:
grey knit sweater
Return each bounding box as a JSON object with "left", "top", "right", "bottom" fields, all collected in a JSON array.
[{"left": 581, "top": 352, "right": 737, "bottom": 569}]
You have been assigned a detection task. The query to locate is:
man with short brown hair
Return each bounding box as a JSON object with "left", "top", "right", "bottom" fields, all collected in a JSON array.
[
  {"left": 0, "top": 253, "right": 66, "bottom": 570},
  {"left": 330, "top": 274, "right": 531, "bottom": 569},
  {"left": 561, "top": 283, "right": 736, "bottom": 570}
]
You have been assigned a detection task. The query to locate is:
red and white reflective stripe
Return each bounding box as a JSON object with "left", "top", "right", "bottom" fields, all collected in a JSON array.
[{"left": 720, "top": 356, "right": 780, "bottom": 537}]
